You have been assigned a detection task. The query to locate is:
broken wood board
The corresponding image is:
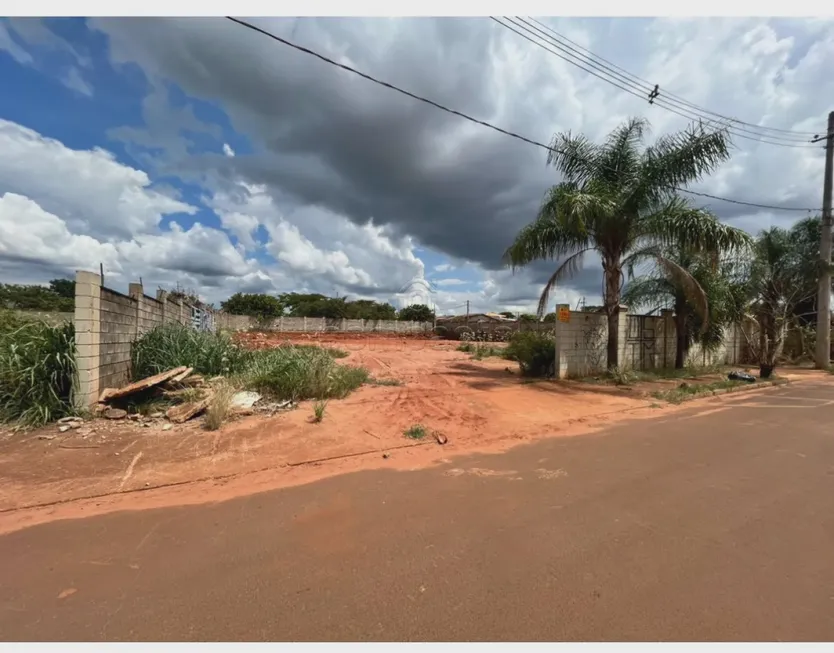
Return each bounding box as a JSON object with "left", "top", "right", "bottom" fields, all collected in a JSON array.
[
  {"left": 169, "top": 367, "right": 193, "bottom": 384},
  {"left": 99, "top": 366, "right": 188, "bottom": 403},
  {"left": 166, "top": 396, "right": 212, "bottom": 424}
]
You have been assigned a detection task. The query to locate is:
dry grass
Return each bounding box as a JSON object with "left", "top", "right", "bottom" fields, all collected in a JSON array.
[{"left": 204, "top": 380, "right": 237, "bottom": 431}]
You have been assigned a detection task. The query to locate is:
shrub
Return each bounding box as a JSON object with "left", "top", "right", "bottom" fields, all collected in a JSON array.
[
  {"left": 504, "top": 331, "right": 556, "bottom": 377},
  {"left": 398, "top": 304, "right": 435, "bottom": 322},
  {"left": 131, "top": 323, "right": 250, "bottom": 379},
  {"left": 238, "top": 345, "right": 368, "bottom": 402},
  {"left": 0, "top": 316, "right": 76, "bottom": 426},
  {"left": 404, "top": 423, "right": 427, "bottom": 439},
  {"left": 131, "top": 324, "right": 368, "bottom": 404}
]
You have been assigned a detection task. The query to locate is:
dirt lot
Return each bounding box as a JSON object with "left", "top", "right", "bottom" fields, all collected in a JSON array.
[{"left": 0, "top": 335, "right": 818, "bottom": 533}]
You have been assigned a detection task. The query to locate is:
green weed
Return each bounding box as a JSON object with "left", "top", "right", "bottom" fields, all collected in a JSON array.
[
  {"left": 651, "top": 379, "right": 746, "bottom": 404},
  {"left": 0, "top": 315, "right": 76, "bottom": 427},
  {"left": 404, "top": 423, "right": 427, "bottom": 439},
  {"left": 312, "top": 399, "right": 328, "bottom": 423}
]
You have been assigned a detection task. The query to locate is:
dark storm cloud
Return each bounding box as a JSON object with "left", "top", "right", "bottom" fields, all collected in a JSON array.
[{"left": 91, "top": 17, "right": 563, "bottom": 271}]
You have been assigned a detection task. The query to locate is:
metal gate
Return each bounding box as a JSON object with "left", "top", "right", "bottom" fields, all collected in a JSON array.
[
  {"left": 190, "top": 305, "right": 214, "bottom": 332},
  {"left": 626, "top": 314, "right": 657, "bottom": 370}
]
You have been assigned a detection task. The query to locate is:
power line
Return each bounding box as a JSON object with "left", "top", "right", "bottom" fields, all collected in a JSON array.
[
  {"left": 524, "top": 16, "right": 820, "bottom": 140},
  {"left": 495, "top": 17, "right": 820, "bottom": 149},
  {"left": 676, "top": 188, "right": 817, "bottom": 213},
  {"left": 225, "top": 17, "right": 823, "bottom": 214},
  {"left": 519, "top": 17, "right": 816, "bottom": 144}
]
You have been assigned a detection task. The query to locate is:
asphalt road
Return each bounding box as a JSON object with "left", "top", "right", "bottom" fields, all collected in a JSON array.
[{"left": 2, "top": 381, "right": 834, "bottom": 641}]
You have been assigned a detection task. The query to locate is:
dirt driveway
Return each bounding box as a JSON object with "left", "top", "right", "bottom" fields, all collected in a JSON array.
[{"left": 0, "top": 335, "right": 814, "bottom": 531}]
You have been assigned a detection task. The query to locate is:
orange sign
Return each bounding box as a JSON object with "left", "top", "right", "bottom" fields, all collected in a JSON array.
[{"left": 557, "top": 305, "right": 570, "bottom": 323}]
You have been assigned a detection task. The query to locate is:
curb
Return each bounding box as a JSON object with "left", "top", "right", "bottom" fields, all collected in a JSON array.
[
  {"left": 655, "top": 377, "right": 791, "bottom": 404},
  {"left": 708, "top": 378, "right": 790, "bottom": 398}
]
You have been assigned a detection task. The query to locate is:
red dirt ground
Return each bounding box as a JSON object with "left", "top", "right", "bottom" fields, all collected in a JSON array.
[{"left": 0, "top": 336, "right": 821, "bottom": 534}]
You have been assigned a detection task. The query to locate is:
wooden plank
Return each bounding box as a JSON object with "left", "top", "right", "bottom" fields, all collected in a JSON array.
[
  {"left": 166, "top": 396, "right": 211, "bottom": 424},
  {"left": 169, "top": 367, "right": 193, "bottom": 384},
  {"left": 98, "top": 366, "right": 188, "bottom": 403}
]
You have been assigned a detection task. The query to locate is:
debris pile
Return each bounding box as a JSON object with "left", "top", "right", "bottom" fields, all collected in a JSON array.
[{"left": 93, "top": 367, "right": 296, "bottom": 427}]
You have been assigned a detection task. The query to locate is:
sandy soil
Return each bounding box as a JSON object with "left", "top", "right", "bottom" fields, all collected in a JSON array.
[{"left": 0, "top": 336, "right": 821, "bottom": 533}]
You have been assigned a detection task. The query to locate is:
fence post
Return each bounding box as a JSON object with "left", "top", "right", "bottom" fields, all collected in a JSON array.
[{"left": 73, "top": 270, "right": 102, "bottom": 409}]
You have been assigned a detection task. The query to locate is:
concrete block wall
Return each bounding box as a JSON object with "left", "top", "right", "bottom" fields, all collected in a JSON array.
[
  {"left": 554, "top": 308, "right": 609, "bottom": 378},
  {"left": 98, "top": 287, "right": 136, "bottom": 395},
  {"left": 213, "top": 313, "right": 433, "bottom": 334},
  {"left": 73, "top": 271, "right": 102, "bottom": 409},
  {"left": 551, "top": 307, "right": 748, "bottom": 378},
  {"left": 73, "top": 271, "right": 216, "bottom": 408}
]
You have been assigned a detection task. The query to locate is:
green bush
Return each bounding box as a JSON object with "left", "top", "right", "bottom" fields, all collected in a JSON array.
[
  {"left": 131, "top": 323, "right": 250, "bottom": 379},
  {"left": 0, "top": 314, "right": 76, "bottom": 426},
  {"left": 132, "top": 324, "right": 367, "bottom": 403},
  {"left": 504, "top": 331, "right": 556, "bottom": 377},
  {"left": 239, "top": 345, "right": 368, "bottom": 401}
]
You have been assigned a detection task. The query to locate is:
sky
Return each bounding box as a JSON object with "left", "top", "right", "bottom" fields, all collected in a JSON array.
[{"left": 0, "top": 16, "right": 831, "bottom": 315}]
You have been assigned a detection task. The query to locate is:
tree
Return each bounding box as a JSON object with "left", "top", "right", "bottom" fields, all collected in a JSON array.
[
  {"left": 344, "top": 299, "right": 397, "bottom": 321},
  {"left": 728, "top": 227, "right": 817, "bottom": 377},
  {"left": 499, "top": 311, "right": 516, "bottom": 319},
  {"left": 399, "top": 304, "right": 435, "bottom": 322},
  {"left": 48, "top": 278, "right": 75, "bottom": 299},
  {"left": 777, "top": 215, "right": 828, "bottom": 326},
  {"left": 624, "top": 242, "right": 750, "bottom": 369},
  {"left": 0, "top": 283, "right": 73, "bottom": 312},
  {"left": 221, "top": 293, "right": 284, "bottom": 319},
  {"left": 505, "top": 117, "right": 748, "bottom": 369}
]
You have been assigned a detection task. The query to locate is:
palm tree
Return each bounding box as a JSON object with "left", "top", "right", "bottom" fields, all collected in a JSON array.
[
  {"left": 623, "top": 247, "right": 749, "bottom": 368},
  {"left": 728, "top": 227, "right": 817, "bottom": 377},
  {"left": 504, "top": 117, "right": 749, "bottom": 369}
]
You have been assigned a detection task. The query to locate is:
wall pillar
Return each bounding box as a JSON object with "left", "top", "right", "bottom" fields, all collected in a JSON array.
[
  {"left": 553, "top": 304, "right": 570, "bottom": 379},
  {"left": 660, "top": 308, "right": 674, "bottom": 369},
  {"left": 73, "top": 270, "right": 102, "bottom": 409},
  {"left": 157, "top": 289, "right": 169, "bottom": 323},
  {"left": 616, "top": 304, "right": 629, "bottom": 369}
]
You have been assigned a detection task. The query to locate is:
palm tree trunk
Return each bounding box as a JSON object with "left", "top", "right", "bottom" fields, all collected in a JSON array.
[{"left": 604, "top": 262, "right": 622, "bottom": 369}]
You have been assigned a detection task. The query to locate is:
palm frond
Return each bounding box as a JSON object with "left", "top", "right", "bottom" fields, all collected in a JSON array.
[
  {"left": 536, "top": 248, "right": 594, "bottom": 317},
  {"left": 597, "top": 117, "right": 648, "bottom": 186},
  {"left": 641, "top": 122, "right": 732, "bottom": 199},
  {"left": 639, "top": 197, "right": 752, "bottom": 254},
  {"left": 503, "top": 213, "right": 590, "bottom": 270},
  {"left": 624, "top": 246, "right": 709, "bottom": 330},
  {"left": 622, "top": 276, "right": 674, "bottom": 310},
  {"left": 546, "top": 131, "right": 602, "bottom": 185}
]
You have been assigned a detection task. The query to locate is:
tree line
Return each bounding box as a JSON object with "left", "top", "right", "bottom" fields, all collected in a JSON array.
[
  {"left": 0, "top": 279, "right": 75, "bottom": 312},
  {"left": 221, "top": 292, "right": 436, "bottom": 323},
  {"left": 505, "top": 117, "right": 825, "bottom": 376}
]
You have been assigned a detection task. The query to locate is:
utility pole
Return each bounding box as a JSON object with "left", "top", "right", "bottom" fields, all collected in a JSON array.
[
  {"left": 465, "top": 300, "right": 470, "bottom": 324},
  {"left": 814, "top": 111, "right": 834, "bottom": 369}
]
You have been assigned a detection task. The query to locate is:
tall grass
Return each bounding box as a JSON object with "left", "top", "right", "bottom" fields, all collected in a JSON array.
[
  {"left": 0, "top": 312, "right": 76, "bottom": 426},
  {"left": 239, "top": 345, "right": 368, "bottom": 401},
  {"left": 132, "top": 323, "right": 250, "bottom": 379},
  {"left": 132, "top": 324, "right": 367, "bottom": 403}
]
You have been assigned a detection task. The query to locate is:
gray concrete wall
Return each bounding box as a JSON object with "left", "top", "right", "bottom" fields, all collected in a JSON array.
[
  {"left": 214, "top": 313, "right": 433, "bottom": 334},
  {"left": 98, "top": 287, "right": 136, "bottom": 393}
]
